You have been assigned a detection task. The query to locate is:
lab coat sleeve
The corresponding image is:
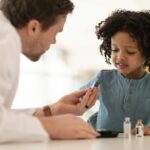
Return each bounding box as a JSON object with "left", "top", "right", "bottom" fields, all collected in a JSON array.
[
  {"left": 0, "top": 12, "right": 49, "bottom": 143},
  {"left": 12, "top": 108, "right": 37, "bottom": 115},
  {"left": 0, "top": 107, "right": 49, "bottom": 143}
]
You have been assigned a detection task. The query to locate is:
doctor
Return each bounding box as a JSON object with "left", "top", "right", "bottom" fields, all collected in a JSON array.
[{"left": 0, "top": 0, "right": 99, "bottom": 143}]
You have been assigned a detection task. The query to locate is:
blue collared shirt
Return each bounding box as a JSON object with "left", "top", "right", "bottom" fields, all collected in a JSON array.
[{"left": 80, "top": 69, "right": 150, "bottom": 132}]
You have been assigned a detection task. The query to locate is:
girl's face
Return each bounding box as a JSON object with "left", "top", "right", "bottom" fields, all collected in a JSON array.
[{"left": 111, "top": 31, "right": 145, "bottom": 79}]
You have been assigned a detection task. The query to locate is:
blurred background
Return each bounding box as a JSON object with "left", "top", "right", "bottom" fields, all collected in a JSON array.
[{"left": 12, "top": 0, "right": 150, "bottom": 119}]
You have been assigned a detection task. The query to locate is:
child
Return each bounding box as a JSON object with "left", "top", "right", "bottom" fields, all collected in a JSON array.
[{"left": 81, "top": 10, "right": 150, "bottom": 135}]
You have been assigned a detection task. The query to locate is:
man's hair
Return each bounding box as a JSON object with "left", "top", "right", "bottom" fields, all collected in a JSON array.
[
  {"left": 95, "top": 10, "right": 150, "bottom": 71},
  {"left": 0, "top": 0, "right": 74, "bottom": 31}
]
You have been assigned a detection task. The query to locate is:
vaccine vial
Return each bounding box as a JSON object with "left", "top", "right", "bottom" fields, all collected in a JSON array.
[
  {"left": 136, "top": 118, "right": 144, "bottom": 137},
  {"left": 123, "top": 117, "right": 131, "bottom": 138}
]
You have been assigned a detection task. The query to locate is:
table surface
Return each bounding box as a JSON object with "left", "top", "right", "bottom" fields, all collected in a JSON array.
[{"left": 0, "top": 134, "right": 149, "bottom": 150}]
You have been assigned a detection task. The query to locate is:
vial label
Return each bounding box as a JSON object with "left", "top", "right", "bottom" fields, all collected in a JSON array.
[
  {"left": 124, "top": 123, "right": 131, "bottom": 138},
  {"left": 136, "top": 126, "right": 143, "bottom": 137}
]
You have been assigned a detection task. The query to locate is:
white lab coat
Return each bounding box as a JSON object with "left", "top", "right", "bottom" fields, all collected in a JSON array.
[{"left": 0, "top": 11, "right": 49, "bottom": 143}]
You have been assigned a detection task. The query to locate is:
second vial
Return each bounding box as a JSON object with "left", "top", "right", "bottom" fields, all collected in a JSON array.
[{"left": 123, "top": 117, "right": 131, "bottom": 138}]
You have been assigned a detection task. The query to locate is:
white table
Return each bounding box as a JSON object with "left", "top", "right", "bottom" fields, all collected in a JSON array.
[{"left": 0, "top": 134, "right": 149, "bottom": 150}]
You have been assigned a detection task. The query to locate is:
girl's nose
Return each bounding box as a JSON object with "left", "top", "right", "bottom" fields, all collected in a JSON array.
[{"left": 117, "top": 51, "right": 125, "bottom": 60}]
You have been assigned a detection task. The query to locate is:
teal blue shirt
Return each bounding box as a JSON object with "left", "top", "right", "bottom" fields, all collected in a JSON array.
[{"left": 81, "top": 69, "right": 150, "bottom": 132}]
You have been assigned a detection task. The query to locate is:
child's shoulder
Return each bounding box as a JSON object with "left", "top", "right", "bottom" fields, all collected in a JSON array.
[
  {"left": 97, "top": 69, "right": 118, "bottom": 81},
  {"left": 146, "top": 72, "right": 150, "bottom": 76},
  {"left": 145, "top": 72, "right": 150, "bottom": 79},
  {"left": 99, "top": 69, "right": 117, "bottom": 76}
]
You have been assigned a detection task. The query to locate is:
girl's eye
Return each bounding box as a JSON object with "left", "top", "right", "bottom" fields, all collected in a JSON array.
[
  {"left": 127, "top": 51, "right": 136, "bottom": 55},
  {"left": 111, "top": 49, "right": 118, "bottom": 53}
]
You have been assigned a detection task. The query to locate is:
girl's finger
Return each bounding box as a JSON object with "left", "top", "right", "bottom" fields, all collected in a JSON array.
[
  {"left": 81, "top": 88, "right": 93, "bottom": 106},
  {"left": 86, "top": 88, "right": 99, "bottom": 107}
]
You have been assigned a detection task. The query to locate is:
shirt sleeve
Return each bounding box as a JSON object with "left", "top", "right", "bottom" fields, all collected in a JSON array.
[
  {"left": 12, "top": 108, "right": 37, "bottom": 115},
  {"left": 0, "top": 107, "right": 49, "bottom": 143},
  {"left": 79, "top": 71, "right": 101, "bottom": 90}
]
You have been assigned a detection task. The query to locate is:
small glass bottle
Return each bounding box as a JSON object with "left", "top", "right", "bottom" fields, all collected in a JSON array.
[
  {"left": 135, "top": 118, "right": 144, "bottom": 137},
  {"left": 123, "top": 117, "right": 131, "bottom": 138}
]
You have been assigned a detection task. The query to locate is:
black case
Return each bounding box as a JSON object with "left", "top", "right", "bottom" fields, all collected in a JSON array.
[{"left": 96, "top": 130, "right": 119, "bottom": 138}]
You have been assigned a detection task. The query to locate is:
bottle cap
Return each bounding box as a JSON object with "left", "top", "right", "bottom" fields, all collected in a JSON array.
[
  {"left": 125, "top": 117, "right": 130, "bottom": 121},
  {"left": 137, "top": 118, "right": 142, "bottom": 122}
]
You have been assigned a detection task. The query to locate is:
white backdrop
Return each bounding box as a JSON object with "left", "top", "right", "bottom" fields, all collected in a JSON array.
[{"left": 13, "top": 0, "right": 150, "bottom": 109}]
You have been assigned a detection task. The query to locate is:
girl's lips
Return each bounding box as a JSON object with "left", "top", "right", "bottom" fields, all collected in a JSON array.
[{"left": 116, "top": 63, "right": 128, "bottom": 69}]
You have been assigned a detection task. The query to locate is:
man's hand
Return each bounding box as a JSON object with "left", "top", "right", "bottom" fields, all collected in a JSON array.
[
  {"left": 50, "top": 88, "right": 99, "bottom": 116},
  {"left": 38, "top": 114, "right": 100, "bottom": 139}
]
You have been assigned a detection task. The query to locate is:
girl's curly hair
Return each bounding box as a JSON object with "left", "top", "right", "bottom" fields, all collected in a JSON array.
[{"left": 96, "top": 10, "right": 150, "bottom": 71}]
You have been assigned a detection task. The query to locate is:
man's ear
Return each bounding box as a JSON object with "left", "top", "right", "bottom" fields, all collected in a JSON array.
[{"left": 27, "top": 20, "right": 41, "bottom": 36}]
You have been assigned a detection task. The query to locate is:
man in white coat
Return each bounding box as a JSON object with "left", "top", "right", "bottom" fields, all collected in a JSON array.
[{"left": 0, "top": 0, "right": 99, "bottom": 143}]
